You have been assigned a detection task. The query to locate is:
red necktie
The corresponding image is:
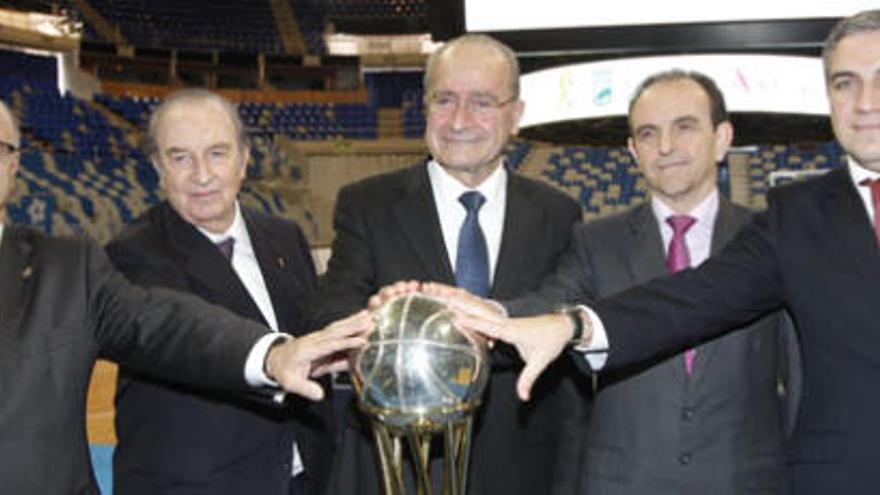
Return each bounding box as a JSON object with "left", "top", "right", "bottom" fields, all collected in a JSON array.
[
  {"left": 666, "top": 215, "right": 697, "bottom": 374},
  {"left": 860, "top": 178, "right": 880, "bottom": 249}
]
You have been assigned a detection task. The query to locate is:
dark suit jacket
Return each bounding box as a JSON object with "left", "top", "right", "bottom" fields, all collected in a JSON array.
[
  {"left": 532, "top": 198, "right": 795, "bottom": 494},
  {"left": 0, "top": 224, "right": 266, "bottom": 494},
  {"left": 310, "top": 162, "right": 589, "bottom": 495},
  {"left": 592, "top": 167, "right": 880, "bottom": 494},
  {"left": 105, "top": 203, "right": 333, "bottom": 495}
]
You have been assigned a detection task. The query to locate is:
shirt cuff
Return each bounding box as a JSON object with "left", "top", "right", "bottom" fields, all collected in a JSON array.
[
  {"left": 245, "top": 332, "right": 290, "bottom": 404},
  {"left": 574, "top": 304, "right": 609, "bottom": 370}
]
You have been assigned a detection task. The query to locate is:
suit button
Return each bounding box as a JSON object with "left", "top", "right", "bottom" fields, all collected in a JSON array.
[
  {"left": 682, "top": 408, "right": 694, "bottom": 420},
  {"left": 679, "top": 453, "right": 692, "bottom": 465}
]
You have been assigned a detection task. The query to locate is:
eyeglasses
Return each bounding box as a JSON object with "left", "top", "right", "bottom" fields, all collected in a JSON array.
[
  {"left": 0, "top": 140, "right": 19, "bottom": 160},
  {"left": 426, "top": 92, "right": 517, "bottom": 116}
]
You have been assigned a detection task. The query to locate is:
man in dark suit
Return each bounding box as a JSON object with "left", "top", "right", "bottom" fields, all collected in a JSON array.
[
  {"left": 505, "top": 70, "right": 798, "bottom": 493},
  {"left": 311, "top": 34, "right": 587, "bottom": 494},
  {"left": 442, "top": 9, "right": 880, "bottom": 495},
  {"left": 106, "top": 89, "right": 336, "bottom": 494},
  {"left": 0, "top": 98, "right": 370, "bottom": 494}
]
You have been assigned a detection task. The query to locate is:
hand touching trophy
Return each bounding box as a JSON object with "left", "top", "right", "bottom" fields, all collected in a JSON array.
[{"left": 351, "top": 293, "right": 490, "bottom": 495}]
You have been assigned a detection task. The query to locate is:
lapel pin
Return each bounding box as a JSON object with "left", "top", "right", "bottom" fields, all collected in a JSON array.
[
  {"left": 277, "top": 257, "right": 286, "bottom": 269},
  {"left": 22, "top": 266, "right": 33, "bottom": 279}
]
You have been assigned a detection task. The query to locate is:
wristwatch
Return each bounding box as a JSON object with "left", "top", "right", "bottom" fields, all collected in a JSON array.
[{"left": 559, "top": 306, "right": 589, "bottom": 348}]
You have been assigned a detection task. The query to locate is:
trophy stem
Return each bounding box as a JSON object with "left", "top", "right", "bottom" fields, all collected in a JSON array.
[
  {"left": 406, "top": 428, "right": 434, "bottom": 495},
  {"left": 374, "top": 424, "right": 405, "bottom": 495},
  {"left": 462, "top": 417, "right": 474, "bottom": 494},
  {"left": 443, "top": 423, "right": 459, "bottom": 495}
]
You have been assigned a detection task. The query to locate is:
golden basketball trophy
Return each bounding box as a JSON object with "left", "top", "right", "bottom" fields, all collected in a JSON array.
[{"left": 350, "top": 293, "right": 490, "bottom": 495}]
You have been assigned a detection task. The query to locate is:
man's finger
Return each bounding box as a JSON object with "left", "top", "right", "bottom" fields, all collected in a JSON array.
[
  {"left": 422, "top": 281, "right": 462, "bottom": 300},
  {"left": 308, "top": 336, "right": 368, "bottom": 361},
  {"left": 516, "top": 360, "right": 544, "bottom": 402},
  {"left": 312, "top": 358, "right": 350, "bottom": 377},
  {"left": 294, "top": 380, "right": 325, "bottom": 401},
  {"left": 325, "top": 311, "right": 373, "bottom": 337},
  {"left": 454, "top": 313, "right": 507, "bottom": 341},
  {"left": 368, "top": 280, "right": 422, "bottom": 310}
]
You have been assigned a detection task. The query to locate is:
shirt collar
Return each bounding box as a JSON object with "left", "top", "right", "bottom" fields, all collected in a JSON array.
[
  {"left": 651, "top": 189, "right": 719, "bottom": 231},
  {"left": 427, "top": 159, "right": 507, "bottom": 206},
  {"left": 847, "top": 156, "right": 880, "bottom": 186},
  {"left": 196, "top": 202, "right": 245, "bottom": 244}
]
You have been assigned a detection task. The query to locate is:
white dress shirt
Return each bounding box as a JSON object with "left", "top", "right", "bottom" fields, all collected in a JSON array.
[
  {"left": 197, "top": 204, "right": 279, "bottom": 332},
  {"left": 198, "top": 203, "right": 303, "bottom": 477},
  {"left": 848, "top": 157, "right": 880, "bottom": 223},
  {"left": 427, "top": 160, "right": 507, "bottom": 283}
]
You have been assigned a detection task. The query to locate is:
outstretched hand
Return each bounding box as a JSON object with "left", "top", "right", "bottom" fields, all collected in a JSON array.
[
  {"left": 453, "top": 310, "right": 574, "bottom": 401},
  {"left": 266, "top": 310, "right": 372, "bottom": 401}
]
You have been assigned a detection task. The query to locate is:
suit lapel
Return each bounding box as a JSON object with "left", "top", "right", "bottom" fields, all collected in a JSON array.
[
  {"left": 626, "top": 204, "right": 668, "bottom": 283},
  {"left": 0, "top": 226, "right": 37, "bottom": 339},
  {"left": 392, "top": 163, "right": 456, "bottom": 283},
  {"left": 492, "top": 174, "right": 534, "bottom": 296},
  {"left": 709, "top": 196, "right": 749, "bottom": 254},
  {"left": 245, "top": 211, "right": 309, "bottom": 335},
  {"left": 821, "top": 168, "right": 880, "bottom": 276},
  {"left": 159, "top": 203, "right": 264, "bottom": 324}
]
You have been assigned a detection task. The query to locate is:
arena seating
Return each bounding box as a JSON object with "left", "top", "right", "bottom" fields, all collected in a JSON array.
[
  {"left": 744, "top": 142, "right": 845, "bottom": 210},
  {"left": 291, "top": 0, "right": 327, "bottom": 54},
  {"left": 0, "top": 48, "right": 853, "bottom": 240},
  {"left": 84, "top": 0, "right": 283, "bottom": 53},
  {"left": 538, "top": 147, "right": 647, "bottom": 216}
]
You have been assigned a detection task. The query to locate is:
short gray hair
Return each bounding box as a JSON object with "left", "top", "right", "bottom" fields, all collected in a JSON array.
[
  {"left": 822, "top": 9, "right": 880, "bottom": 79},
  {"left": 145, "top": 88, "right": 247, "bottom": 157},
  {"left": 423, "top": 34, "right": 520, "bottom": 99}
]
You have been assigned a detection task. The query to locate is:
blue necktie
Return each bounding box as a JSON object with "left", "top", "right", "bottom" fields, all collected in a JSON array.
[{"left": 455, "top": 191, "right": 490, "bottom": 297}]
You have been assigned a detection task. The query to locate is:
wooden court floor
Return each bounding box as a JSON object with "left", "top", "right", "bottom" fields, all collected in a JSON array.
[{"left": 86, "top": 359, "right": 118, "bottom": 445}]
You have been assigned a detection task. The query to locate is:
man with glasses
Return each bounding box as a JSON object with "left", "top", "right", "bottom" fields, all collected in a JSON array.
[
  {"left": 311, "top": 34, "right": 587, "bottom": 494},
  {"left": 437, "top": 9, "right": 880, "bottom": 494}
]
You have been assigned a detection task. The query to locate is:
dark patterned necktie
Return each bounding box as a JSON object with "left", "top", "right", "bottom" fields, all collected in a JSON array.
[{"left": 216, "top": 237, "right": 235, "bottom": 261}]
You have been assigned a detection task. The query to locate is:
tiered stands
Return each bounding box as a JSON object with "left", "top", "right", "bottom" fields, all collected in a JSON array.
[
  {"left": 96, "top": 94, "right": 380, "bottom": 141},
  {"left": 240, "top": 101, "right": 378, "bottom": 139},
  {"left": 327, "top": 0, "right": 427, "bottom": 24},
  {"left": 505, "top": 140, "right": 531, "bottom": 170},
  {"left": 746, "top": 142, "right": 845, "bottom": 204},
  {"left": 541, "top": 147, "right": 647, "bottom": 216},
  {"left": 292, "top": 0, "right": 327, "bottom": 54},
  {"left": 401, "top": 87, "right": 424, "bottom": 138},
  {"left": 85, "top": 0, "right": 284, "bottom": 53},
  {"left": 94, "top": 93, "right": 156, "bottom": 127}
]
